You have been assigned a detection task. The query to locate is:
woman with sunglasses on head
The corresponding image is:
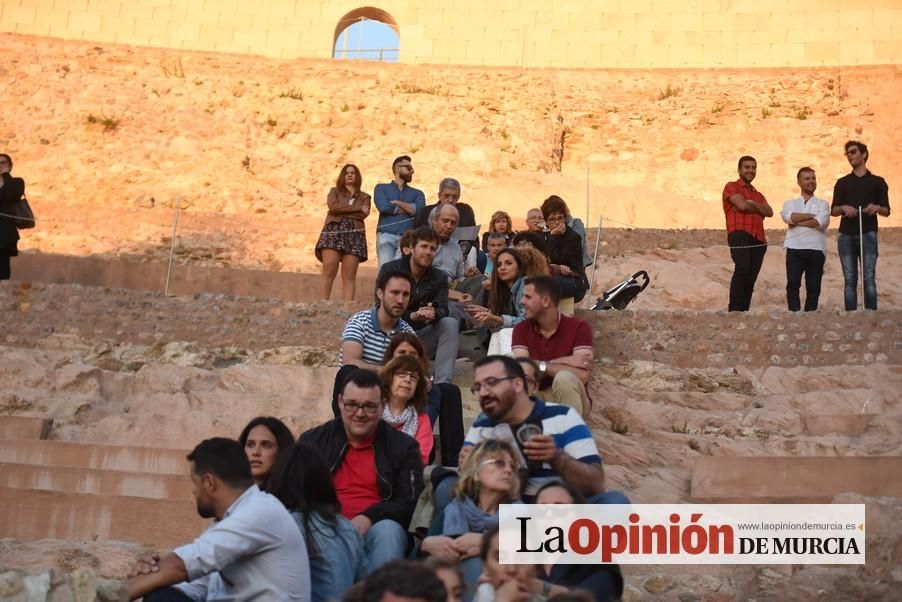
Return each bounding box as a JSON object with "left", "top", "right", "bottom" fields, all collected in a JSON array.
[
  {"left": 0, "top": 153, "right": 25, "bottom": 280},
  {"left": 421, "top": 439, "right": 522, "bottom": 597},
  {"left": 238, "top": 416, "right": 295, "bottom": 490},
  {"left": 380, "top": 354, "right": 433, "bottom": 466},
  {"left": 385, "top": 333, "right": 464, "bottom": 467},
  {"left": 316, "top": 163, "right": 371, "bottom": 301}
]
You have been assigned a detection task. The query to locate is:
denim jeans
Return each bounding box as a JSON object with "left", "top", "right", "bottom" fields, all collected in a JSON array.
[
  {"left": 377, "top": 232, "right": 402, "bottom": 268},
  {"left": 416, "top": 317, "right": 460, "bottom": 384},
  {"left": 144, "top": 588, "right": 193, "bottom": 602},
  {"left": 364, "top": 519, "right": 408, "bottom": 575},
  {"left": 553, "top": 274, "right": 588, "bottom": 303},
  {"left": 785, "top": 248, "right": 825, "bottom": 312},
  {"left": 838, "top": 231, "right": 878, "bottom": 310}
]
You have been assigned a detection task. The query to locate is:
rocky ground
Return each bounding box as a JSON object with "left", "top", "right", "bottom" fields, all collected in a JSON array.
[
  {"left": 2, "top": 227, "right": 901, "bottom": 600},
  {"left": 2, "top": 31, "right": 902, "bottom": 601}
]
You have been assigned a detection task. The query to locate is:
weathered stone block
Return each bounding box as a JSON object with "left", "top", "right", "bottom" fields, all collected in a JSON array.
[
  {"left": 805, "top": 414, "right": 874, "bottom": 436},
  {"left": 691, "top": 457, "right": 902, "bottom": 502}
]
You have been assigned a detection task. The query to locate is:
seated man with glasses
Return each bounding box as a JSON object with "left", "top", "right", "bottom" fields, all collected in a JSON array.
[
  {"left": 434, "top": 355, "right": 628, "bottom": 512},
  {"left": 300, "top": 369, "right": 425, "bottom": 575}
]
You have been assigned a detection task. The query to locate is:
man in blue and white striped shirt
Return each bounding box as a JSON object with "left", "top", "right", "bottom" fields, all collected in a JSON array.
[
  {"left": 452, "top": 355, "right": 628, "bottom": 505},
  {"left": 331, "top": 269, "right": 417, "bottom": 416}
]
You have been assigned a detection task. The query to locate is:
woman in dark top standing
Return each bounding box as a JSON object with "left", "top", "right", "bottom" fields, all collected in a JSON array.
[
  {"left": 0, "top": 153, "right": 24, "bottom": 280},
  {"left": 540, "top": 195, "right": 589, "bottom": 302},
  {"left": 316, "top": 163, "right": 372, "bottom": 301}
]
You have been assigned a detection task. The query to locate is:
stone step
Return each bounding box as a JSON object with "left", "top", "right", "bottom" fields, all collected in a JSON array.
[
  {"left": 0, "top": 463, "right": 190, "bottom": 500},
  {"left": 0, "top": 440, "right": 189, "bottom": 475},
  {"left": 0, "top": 416, "right": 52, "bottom": 440},
  {"left": 0, "top": 487, "right": 205, "bottom": 548},
  {"left": 690, "top": 456, "right": 902, "bottom": 503},
  {"left": 804, "top": 414, "right": 875, "bottom": 436}
]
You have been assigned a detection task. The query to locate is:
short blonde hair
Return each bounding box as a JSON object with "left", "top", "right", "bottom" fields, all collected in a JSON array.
[{"left": 453, "top": 439, "right": 520, "bottom": 502}]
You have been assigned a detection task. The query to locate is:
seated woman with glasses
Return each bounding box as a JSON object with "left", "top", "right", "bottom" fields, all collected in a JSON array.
[
  {"left": 380, "top": 354, "right": 433, "bottom": 466},
  {"left": 385, "top": 333, "right": 464, "bottom": 467},
  {"left": 540, "top": 196, "right": 589, "bottom": 303},
  {"left": 420, "top": 439, "right": 522, "bottom": 597}
]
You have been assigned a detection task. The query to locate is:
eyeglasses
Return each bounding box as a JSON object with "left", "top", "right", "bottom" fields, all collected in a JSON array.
[
  {"left": 845, "top": 149, "right": 859, "bottom": 156},
  {"left": 545, "top": 215, "right": 565, "bottom": 224},
  {"left": 470, "top": 376, "right": 515, "bottom": 395},
  {"left": 479, "top": 458, "right": 517, "bottom": 470},
  {"left": 394, "top": 371, "right": 420, "bottom": 382},
  {"left": 341, "top": 401, "right": 381, "bottom": 415}
]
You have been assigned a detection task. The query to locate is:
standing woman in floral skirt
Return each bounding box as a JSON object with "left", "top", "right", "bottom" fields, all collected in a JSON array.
[{"left": 316, "top": 164, "right": 371, "bottom": 300}]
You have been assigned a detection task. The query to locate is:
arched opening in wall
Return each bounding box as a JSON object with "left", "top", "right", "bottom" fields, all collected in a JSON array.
[{"left": 333, "top": 7, "right": 400, "bottom": 62}]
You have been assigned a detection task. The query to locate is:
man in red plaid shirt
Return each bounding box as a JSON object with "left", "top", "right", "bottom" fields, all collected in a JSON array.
[{"left": 723, "top": 156, "right": 773, "bottom": 311}]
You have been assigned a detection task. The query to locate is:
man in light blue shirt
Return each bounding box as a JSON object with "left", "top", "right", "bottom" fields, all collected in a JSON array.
[
  {"left": 374, "top": 155, "right": 425, "bottom": 267},
  {"left": 126, "top": 438, "right": 310, "bottom": 601}
]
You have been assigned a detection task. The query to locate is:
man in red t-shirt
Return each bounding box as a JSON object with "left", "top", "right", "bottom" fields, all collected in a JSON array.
[
  {"left": 299, "top": 369, "right": 423, "bottom": 574},
  {"left": 511, "top": 276, "right": 593, "bottom": 416},
  {"left": 723, "top": 155, "right": 773, "bottom": 311}
]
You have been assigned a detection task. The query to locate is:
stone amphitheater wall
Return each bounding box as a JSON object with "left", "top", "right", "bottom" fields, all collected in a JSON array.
[{"left": 3, "top": 0, "right": 902, "bottom": 68}]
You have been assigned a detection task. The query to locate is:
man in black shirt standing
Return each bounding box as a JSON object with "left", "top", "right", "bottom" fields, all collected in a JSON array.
[{"left": 831, "top": 140, "right": 891, "bottom": 310}]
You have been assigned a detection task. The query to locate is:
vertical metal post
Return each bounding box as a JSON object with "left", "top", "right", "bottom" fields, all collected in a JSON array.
[
  {"left": 164, "top": 195, "right": 182, "bottom": 296},
  {"left": 858, "top": 209, "right": 864, "bottom": 311},
  {"left": 379, "top": 48, "right": 383, "bottom": 62},
  {"left": 586, "top": 162, "right": 590, "bottom": 229},
  {"left": 586, "top": 214, "right": 603, "bottom": 308}
]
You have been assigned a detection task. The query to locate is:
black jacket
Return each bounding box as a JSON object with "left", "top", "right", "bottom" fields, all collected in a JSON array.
[
  {"left": 378, "top": 255, "right": 450, "bottom": 329},
  {"left": 0, "top": 173, "right": 24, "bottom": 254},
  {"left": 414, "top": 202, "right": 477, "bottom": 232},
  {"left": 298, "top": 419, "right": 424, "bottom": 527},
  {"left": 544, "top": 228, "right": 587, "bottom": 285}
]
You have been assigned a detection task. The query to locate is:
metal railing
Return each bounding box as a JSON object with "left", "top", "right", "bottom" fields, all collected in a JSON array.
[{"left": 332, "top": 47, "right": 399, "bottom": 62}]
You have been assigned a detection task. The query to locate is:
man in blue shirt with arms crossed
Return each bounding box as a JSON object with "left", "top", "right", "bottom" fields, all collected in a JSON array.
[{"left": 374, "top": 155, "right": 426, "bottom": 267}]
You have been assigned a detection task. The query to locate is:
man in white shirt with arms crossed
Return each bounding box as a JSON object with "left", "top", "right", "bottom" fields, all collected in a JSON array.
[{"left": 780, "top": 167, "right": 830, "bottom": 311}]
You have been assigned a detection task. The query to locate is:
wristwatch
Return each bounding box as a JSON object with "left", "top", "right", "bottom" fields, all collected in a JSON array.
[{"left": 538, "top": 360, "right": 548, "bottom": 375}]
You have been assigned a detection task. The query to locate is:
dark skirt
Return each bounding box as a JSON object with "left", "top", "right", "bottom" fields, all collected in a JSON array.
[{"left": 315, "top": 219, "right": 368, "bottom": 262}]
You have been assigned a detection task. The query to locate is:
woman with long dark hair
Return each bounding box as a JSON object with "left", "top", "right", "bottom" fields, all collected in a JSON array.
[
  {"left": 467, "top": 248, "right": 527, "bottom": 330},
  {"left": 268, "top": 441, "right": 366, "bottom": 602},
  {"left": 0, "top": 153, "right": 25, "bottom": 280},
  {"left": 237, "top": 416, "right": 295, "bottom": 490},
  {"left": 316, "top": 164, "right": 371, "bottom": 300}
]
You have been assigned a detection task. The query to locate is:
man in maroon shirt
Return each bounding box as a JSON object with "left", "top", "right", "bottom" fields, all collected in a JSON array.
[
  {"left": 723, "top": 155, "right": 773, "bottom": 311},
  {"left": 511, "top": 276, "right": 593, "bottom": 416}
]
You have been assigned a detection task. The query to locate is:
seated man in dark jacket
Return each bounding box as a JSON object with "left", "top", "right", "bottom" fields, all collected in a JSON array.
[
  {"left": 378, "top": 226, "right": 459, "bottom": 384},
  {"left": 299, "top": 369, "right": 424, "bottom": 575}
]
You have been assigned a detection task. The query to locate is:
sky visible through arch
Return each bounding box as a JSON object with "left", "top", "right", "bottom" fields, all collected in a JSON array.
[{"left": 333, "top": 18, "right": 400, "bottom": 62}]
